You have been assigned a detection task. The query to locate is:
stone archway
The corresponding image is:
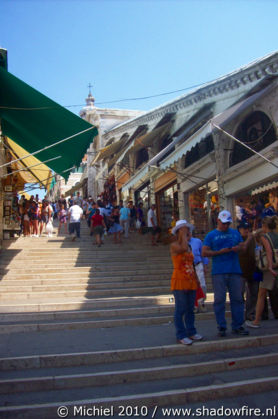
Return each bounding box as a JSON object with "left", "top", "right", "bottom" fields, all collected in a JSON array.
[{"left": 230, "top": 111, "right": 277, "bottom": 167}]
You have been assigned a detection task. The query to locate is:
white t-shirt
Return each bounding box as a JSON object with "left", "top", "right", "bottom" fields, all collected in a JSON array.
[
  {"left": 147, "top": 208, "right": 157, "bottom": 227},
  {"left": 68, "top": 205, "right": 83, "bottom": 223}
]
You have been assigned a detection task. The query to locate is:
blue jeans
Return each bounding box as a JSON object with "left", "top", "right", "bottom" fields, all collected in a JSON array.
[
  {"left": 212, "top": 274, "right": 244, "bottom": 330},
  {"left": 173, "top": 290, "right": 196, "bottom": 340},
  {"left": 69, "top": 222, "right": 81, "bottom": 238}
]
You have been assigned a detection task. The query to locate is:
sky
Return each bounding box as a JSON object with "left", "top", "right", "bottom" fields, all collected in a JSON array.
[{"left": 1, "top": 0, "right": 278, "bottom": 197}]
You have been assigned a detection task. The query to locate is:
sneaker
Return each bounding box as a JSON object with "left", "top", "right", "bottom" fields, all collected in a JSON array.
[
  {"left": 218, "top": 328, "right": 226, "bottom": 337},
  {"left": 245, "top": 320, "right": 261, "bottom": 329},
  {"left": 232, "top": 326, "right": 249, "bottom": 335},
  {"left": 177, "top": 337, "right": 193, "bottom": 345},
  {"left": 189, "top": 334, "right": 203, "bottom": 341}
]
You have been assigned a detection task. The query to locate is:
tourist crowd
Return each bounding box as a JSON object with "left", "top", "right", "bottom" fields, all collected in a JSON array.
[{"left": 16, "top": 190, "right": 278, "bottom": 345}]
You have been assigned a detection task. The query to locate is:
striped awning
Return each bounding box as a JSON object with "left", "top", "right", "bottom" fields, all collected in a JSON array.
[{"left": 251, "top": 180, "right": 278, "bottom": 195}]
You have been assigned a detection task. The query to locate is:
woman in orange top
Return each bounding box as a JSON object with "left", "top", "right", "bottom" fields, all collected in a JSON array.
[{"left": 170, "top": 220, "right": 203, "bottom": 345}]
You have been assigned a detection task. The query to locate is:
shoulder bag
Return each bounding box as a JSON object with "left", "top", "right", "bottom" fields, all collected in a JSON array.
[{"left": 256, "top": 233, "right": 278, "bottom": 271}]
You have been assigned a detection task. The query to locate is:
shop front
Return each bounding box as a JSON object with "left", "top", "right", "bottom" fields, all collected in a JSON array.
[
  {"left": 116, "top": 172, "right": 130, "bottom": 203},
  {"left": 134, "top": 181, "right": 151, "bottom": 214},
  {"left": 1, "top": 137, "right": 53, "bottom": 239},
  {"left": 231, "top": 180, "right": 278, "bottom": 230},
  {"left": 2, "top": 184, "right": 21, "bottom": 238},
  {"left": 184, "top": 180, "right": 219, "bottom": 238},
  {"left": 154, "top": 171, "right": 178, "bottom": 230},
  {"left": 0, "top": 63, "right": 98, "bottom": 244},
  {"left": 223, "top": 144, "right": 278, "bottom": 229}
]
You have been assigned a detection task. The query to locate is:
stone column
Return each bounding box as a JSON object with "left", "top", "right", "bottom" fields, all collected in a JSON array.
[
  {"left": 213, "top": 132, "right": 229, "bottom": 210},
  {"left": 176, "top": 160, "right": 185, "bottom": 219},
  {"left": 149, "top": 176, "right": 156, "bottom": 205},
  {"left": 0, "top": 135, "right": 6, "bottom": 247}
]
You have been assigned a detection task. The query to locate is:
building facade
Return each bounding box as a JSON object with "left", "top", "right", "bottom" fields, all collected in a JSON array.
[
  {"left": 93, "top": 51, "right": 278, "bottom": 234},
  {"left": 78, "top": 92, "right": 144, "bottom": 199}
]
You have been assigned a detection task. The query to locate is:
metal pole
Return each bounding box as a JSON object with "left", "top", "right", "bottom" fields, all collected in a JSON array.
[
  {"left": 1, "top": 156, "right": 62, "bottom": 178},
  {"left": 0, "top": 126, "right": 95, "bottom": 169},
  {"left": 22, "top": 166, "right": 76, "bottom": 193}
]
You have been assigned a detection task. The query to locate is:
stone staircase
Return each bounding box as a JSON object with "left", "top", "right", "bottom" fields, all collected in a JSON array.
[{"left": 0, "top": 221, "right": 277, "bottom": 418}]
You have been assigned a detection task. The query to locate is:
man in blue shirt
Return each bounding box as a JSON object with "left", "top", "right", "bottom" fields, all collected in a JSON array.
[{"left": 202, "top": 210, "right": 251, "bottom": 337}]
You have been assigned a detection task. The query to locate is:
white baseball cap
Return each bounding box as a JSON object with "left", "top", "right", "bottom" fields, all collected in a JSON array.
[
  {"left": 218, "top": 210, "right": 232, "bottom": 223},
  {"left": 172, "top": 219, "right": 194, "bottom": 235}
]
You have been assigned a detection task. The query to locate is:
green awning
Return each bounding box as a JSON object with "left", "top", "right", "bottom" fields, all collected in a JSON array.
[{"left": 0, "top": 67, "right": 98, "bottom": 180}]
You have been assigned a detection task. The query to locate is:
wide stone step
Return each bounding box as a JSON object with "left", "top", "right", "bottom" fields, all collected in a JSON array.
[
  {"left": 0, "top": 279, "right": 170, "bottom": 293},
  {"left": 0, "top": 341, "right": 278, "bottom": 417},
  {"left": 0, "top": 286, "right": 170, "bottom": 301},
  {"left": 0, "top": 277, "right": 174, "bottom": 287},
  {"left": 0, "top": 251, "right": 170, "bottom": 258},
  {"left": 2, "top": 376, "right": 277, "bottom": 419},
  {"left": 0, "top": 313, "right": 176, "bottom": 334},
  {"left": 0, "top": 307, "right": 218, "bottom": 334},
  {"left": 0, "top": 295, "right": 174, "bottom": 313},
  {"left": 1, "top": 351, "right": 277, "bottom": 395},
  {"left": 0, "top": 377, "right": 278, "bottom": 419},
  {"left": 2, "top": 246, "right": 169, "bottom": 253},
  {"left": 0, "top": 304, "right": 175, "bottom": 323},
  {"left": 0, "top": 260, "right": 171, "bottom": 269},
  {"left": 2, "top": 333, "right": 277, "bottom": 371},
  {"left": 1, "top": 272, "right": 171, "bottom": 281},
  {"left": 0, "top": 263, "right": 172, "bottom": 275}
]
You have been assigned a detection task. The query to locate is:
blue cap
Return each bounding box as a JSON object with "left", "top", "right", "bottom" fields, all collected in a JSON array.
[
  {"left": 238, "top": 221, "right": 250, "bottom": 229},
  {"left": 262, "top": 207, "right": 276, "bottom": 218}
]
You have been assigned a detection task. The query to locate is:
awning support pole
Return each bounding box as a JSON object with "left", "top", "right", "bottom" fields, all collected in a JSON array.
[
  {"left": 22, "top": 166, "right": 76, "bottom": 194},
  {"left": 1, "top": 155, "right": 62, "bottom": 179},
  {"left": 0, "top": 126, "right": 95, "bottom": 169},
  {"left": 211, "top": 122, "right": 278, "bottom": 170}
]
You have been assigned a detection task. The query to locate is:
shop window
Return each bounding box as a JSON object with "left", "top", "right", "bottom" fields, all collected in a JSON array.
[
  {"left": 230, "top": 111, "right": 277, "bottom": 167},
  {"left": 189, "top": 182, "right": 219, "bottom": 238},
  {"left": 135, "top": 148, "right": 149, "bottom": 169},
  {"left": 135, "top": 182, "right": 151, "bottom": 211},
  {"left": 156, "top": 182, "right": 179, "bottom": 230},
  {"left": 184, "top": 135, "right": 214, "bottom": 168}
]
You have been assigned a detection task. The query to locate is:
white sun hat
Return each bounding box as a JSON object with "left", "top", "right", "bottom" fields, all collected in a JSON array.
[{"left": 172, "top": 219, "right": 194, "bottom": 235}]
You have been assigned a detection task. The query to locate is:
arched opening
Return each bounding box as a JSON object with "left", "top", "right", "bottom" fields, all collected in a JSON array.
[
  {"left": 135, "top": 148, "right": 149, "bottom": 169},
  {"left": 230, "top": 111, "right": 277, "bottom": 167}
]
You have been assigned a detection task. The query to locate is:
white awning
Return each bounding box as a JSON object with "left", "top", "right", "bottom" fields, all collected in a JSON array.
[
  {"left": 251, "top": 180, "right": 278, "bottom": 195},
  {"left": 121, "top": 165, "right": 150, "bottom": 193},
  {"left": 160, "top": 122, "right": 212, "bottom": 169}
]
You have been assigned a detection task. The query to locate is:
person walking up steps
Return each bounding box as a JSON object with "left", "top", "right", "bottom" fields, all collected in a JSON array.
[
  {"left": 148, "top": 204, "right": 161, "bottom": 246},
  {"left": 109, "top": 207, "right": 123, "bottom": 244},
  {"left": 91, "top": 208, "right": 106, "bottom": 247},
  {"left": 120, "top": 202, "right": 130, "bottom": 239},
  {"left": 68, "top": 199, "right": 83, "bottom": 241}
]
